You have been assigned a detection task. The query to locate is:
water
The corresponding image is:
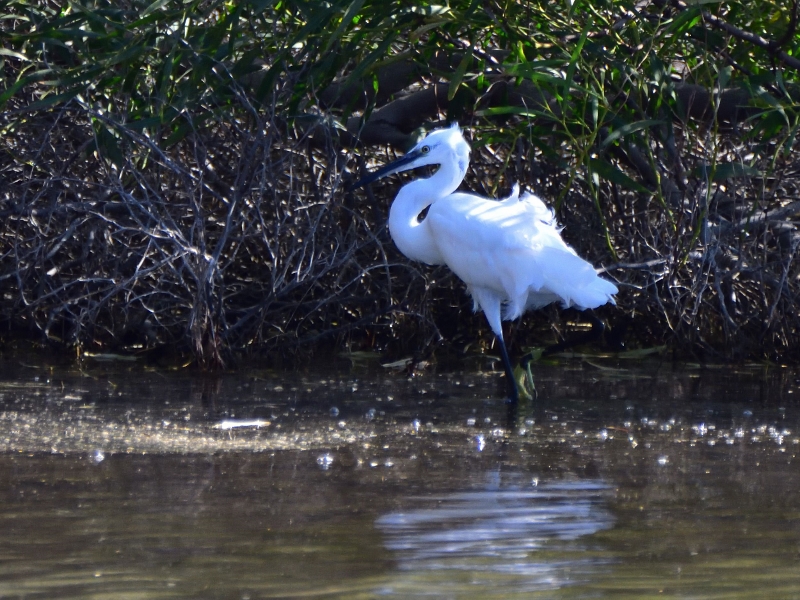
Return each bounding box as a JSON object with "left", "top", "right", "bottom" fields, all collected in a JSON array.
[{"left": 1, "top": 356, "right": 799, "bottom": 598}]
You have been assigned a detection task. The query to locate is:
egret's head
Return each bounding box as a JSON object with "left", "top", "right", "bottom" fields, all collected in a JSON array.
[{"left": 351, "top": 122, "right": 470, "bottom": 188}]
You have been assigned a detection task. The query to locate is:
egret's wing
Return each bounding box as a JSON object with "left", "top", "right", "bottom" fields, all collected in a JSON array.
[
  {"left": 505, "top": 198, "right": 617, "bottom": 311},
  {"left": 427, "top": 193, "right": 524, "bottom": 282},
  {"left": 429, "top": 193, "right": 617, "bottom": 317},
  {"left": 518, "top": 191, "right": 557, "bottom": 225}
]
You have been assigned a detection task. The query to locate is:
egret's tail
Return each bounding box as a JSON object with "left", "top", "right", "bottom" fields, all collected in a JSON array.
[
  {"left": 511, "top": 248, "right": 618, "bottom": 317},
  {"left": 568, "top": 275, "right": 618, "bottom": 310}
]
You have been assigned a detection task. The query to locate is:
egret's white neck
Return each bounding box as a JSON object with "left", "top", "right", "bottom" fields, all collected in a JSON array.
[{"left": 388, "top": 158, "right": 466, "bottom": 265}]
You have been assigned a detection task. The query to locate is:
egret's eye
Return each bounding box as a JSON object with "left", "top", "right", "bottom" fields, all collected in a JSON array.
[{"left": 421, "top": 145, "right": 430, "bottom": 154}]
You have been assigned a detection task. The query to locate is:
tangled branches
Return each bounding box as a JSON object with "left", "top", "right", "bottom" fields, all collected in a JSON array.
[
  {"left": 2, "top": 97, "right": 800, "bottom": 365},
  {"left": 0, "top": 97, "right": 429, "bottom": 365}
]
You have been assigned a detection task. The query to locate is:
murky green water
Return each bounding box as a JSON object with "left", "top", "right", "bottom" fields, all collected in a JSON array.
[{"left": 1, "top": 356, "right": 799, "bottom": 598}]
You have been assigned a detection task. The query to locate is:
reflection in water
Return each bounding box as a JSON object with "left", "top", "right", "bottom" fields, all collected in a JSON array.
[{"left": 376, "top": 475, "right": 613, "bottom": 595}]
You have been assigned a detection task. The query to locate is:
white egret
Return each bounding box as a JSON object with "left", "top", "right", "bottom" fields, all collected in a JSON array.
[{"left": 352, "top": 123, "right": 618, "bottom": 403}]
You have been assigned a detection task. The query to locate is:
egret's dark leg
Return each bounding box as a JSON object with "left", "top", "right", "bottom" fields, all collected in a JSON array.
[
  {"left": 472, "top": 290, "right": 519, "bottom": 405},
  {"left": 496, "top": 336, "right": 519, "bottom": 405}
]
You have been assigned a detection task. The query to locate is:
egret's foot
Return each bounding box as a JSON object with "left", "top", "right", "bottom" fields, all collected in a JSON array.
[
  {"left": 514, "top": 348, "right": 542, "bottom": 402},
  {"left": 510, "top": 364, "right": 533, "bottom": 402},
  {"left": 524, "top": 361, "right": 538, "bottom": 402}
]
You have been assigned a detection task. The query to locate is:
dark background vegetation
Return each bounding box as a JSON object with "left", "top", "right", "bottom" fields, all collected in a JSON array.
[{"left": 1, "top": 0, "right": 799, "bottom": 367}]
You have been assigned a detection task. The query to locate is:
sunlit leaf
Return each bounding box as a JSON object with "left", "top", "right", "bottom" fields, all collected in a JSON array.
[
  {"left": 0, "top": 48, "right": 30, "bottom": 61},
  {"left": 141, "top": 0, "right": 169, "bottom": 17}
]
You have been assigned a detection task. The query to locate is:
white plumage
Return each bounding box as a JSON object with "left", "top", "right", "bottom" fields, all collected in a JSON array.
[{"left": 353, "top": 123, "right": 617, "bottom": 402}]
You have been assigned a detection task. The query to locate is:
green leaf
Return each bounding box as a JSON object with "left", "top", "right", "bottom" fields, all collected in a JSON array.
[
  {"left": 104, "top": 41, "right": 147, "bottom": 68},
  {"left": 0, "top": 48, "right": 30, "bottom": 61},
  {"left": 163, "top": 111, "right": 212, "bottom": 146},
  {"left": 20, "top": 87, "right": 82, "bottom": 111},
  {"left": 588, "top": 158, "right": 651, "bottom": 194},
  {"left": 717, "top": 65, "right": 731, "bottom": 91},
  {"left": 664, "top": 7, "right": 702, "bottom": 37},
  {"left": 693, "top": 163, "right": 761, "bottom": 181},
  {"left": 600, "top": 119, "right": 664, "bottom": 149},
  {"left": 617, "top": 346, "right": 667, "bottom": 359},
  {"left": 448, "top": 46, "right": 473, "bottom": 102},
  {"left": 563, "top": 17, "right": 591, "bottom": 103},
  {"left": 475, "top": 106, "right": 559, "bottom": 122},
  {"left": 323, "top": 0, "right": 365, "bottom": 54},
  {"left": 0, "top": 69, "right": 55, "bottom": 107},
  {"left": 141, "top": 0, "right": 169, "bottom": 17},
  {"left": 125, "top": 116, "right": 163, "bottom": 131},
  {"left": 503, "top": 59, "right": 567, "bottom": 78},
  {"left": 95, "top": 124, "right": 125, "bottom": 168}
]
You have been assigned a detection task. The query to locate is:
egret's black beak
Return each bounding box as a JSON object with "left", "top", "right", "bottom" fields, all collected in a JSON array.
[{"left": 350, "top": 148, "right": 423, "bottom": 190}]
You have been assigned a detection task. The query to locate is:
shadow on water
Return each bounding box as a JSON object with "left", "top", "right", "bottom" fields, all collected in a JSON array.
[{"left": 1, "top": 356, "right": 800, "bottom": 598}]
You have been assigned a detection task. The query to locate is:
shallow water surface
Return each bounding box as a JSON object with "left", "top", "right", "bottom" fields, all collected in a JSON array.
[{"left": 1, "top": 357, "right": 799, "bottom": 598}]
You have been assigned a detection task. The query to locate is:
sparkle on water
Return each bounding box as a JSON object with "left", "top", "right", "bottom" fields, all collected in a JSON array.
[{"left": 1, "top": 356, "right": 800, "bottom": 598}]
